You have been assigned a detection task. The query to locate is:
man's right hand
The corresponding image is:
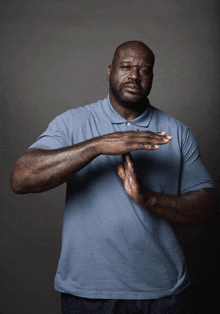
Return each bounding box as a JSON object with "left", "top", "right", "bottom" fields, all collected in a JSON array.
[{"left": 96, "top": 130, "right": 172, "bottom": 155}]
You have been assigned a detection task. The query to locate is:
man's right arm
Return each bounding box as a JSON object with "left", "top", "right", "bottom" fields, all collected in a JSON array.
[{"left": 11, "top": 131, "right": 171, "bottom": 194}]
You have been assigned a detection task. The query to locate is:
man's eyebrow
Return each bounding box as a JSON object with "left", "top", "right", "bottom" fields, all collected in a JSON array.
[
  {"left": 119, "top": 61, "right": 152, "bottom": 68},
  {"left": 118, "top": 61, "right": 132, "bottom": 64}
]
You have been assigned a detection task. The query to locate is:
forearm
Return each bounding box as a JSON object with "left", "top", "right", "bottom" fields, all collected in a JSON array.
[
  {"left": 142, "top": 188, "right": 218, "bottom": 226},
  {"left": 11, "top": 130, "right": 172, "bottom": 194},
  {"left": 11, "top": 138, "right": 100, "bottom": 194}
]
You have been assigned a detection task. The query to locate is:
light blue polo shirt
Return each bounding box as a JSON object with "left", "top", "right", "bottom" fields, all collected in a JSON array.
[{"left": 29, "top": 95, "right": 214, "bottom": 299}]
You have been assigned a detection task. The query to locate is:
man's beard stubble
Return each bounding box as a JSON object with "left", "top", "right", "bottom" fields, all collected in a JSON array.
[{"left": 109, "top": 78, "right": 151, "bottom": 110}]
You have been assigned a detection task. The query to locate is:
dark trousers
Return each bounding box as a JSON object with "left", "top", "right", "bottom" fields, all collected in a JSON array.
[{"left": 61, "top": 287, "right": 196, "bottom": 314}]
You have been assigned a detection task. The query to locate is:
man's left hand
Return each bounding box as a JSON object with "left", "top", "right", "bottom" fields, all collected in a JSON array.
[{"left": 117, "top": 153, "right": 148, "bottom": 206}]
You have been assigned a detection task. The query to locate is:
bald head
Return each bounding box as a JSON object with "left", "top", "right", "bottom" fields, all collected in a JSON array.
[{"left": 112, "top": 41, "right": 155, "bottom": 67}]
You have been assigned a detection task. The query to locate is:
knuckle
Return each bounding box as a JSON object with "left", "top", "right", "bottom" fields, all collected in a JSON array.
[
  {"left": 147, "top": 132, "right": 154, "bottom": 138},
  {"left": 145, "top": 144, "right": 152, "bottom": 149},
  {"left": 147, "top": 144, "right": 156, "bottom": 149}
]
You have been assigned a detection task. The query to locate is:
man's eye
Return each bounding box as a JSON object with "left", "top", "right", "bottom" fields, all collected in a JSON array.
[
  {"left": 121, "top": 66, "right": 131, "bottom": 70},
  {"left": 140, "top": 68, "right": 150, "bottom": 74}
]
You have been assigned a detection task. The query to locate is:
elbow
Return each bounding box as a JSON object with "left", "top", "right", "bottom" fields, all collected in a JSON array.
[
  {"left": 198, "top": 211, "right": 215, "bottom": 227},
  {"left": 207, "top": 189, "right": 219, "bottom": 225},
  {"left": 11, "top": 185, "right": 28, "bottom": 195},
  {"left": 11, "top": 172, "right": 29, "bottom": 194},
  {"left": 206, "top": 200, "right": 219, "bottom": 227},
  {"left": 11, "top": 186, "right": 27, "bottom": 195},
  {"left": 184, "top": 188, "right": 219, "bottom": 226},
  {"left": 200, "top": 191, "right": 219, "bottom": 227},
  {"left": 10, "top": 162, "right": 32, "bottom": 194}
]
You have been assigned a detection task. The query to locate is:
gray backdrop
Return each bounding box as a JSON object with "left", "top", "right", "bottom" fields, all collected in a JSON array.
[{"left": 1, "top": 0, "right": 220, "bottom": 313}]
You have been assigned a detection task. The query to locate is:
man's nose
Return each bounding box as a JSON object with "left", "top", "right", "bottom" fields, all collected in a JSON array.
[{"left": 128, "top": 67, "right": 139, "bottom": 80}]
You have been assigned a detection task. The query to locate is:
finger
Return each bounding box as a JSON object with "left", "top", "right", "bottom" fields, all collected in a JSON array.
[
  {"left": 117, "top": 163, "right": 126, "bottom": 182},
  {"left": 158, "top": 131, "right": 166, "bottom": 135},
  {"left": 124, "top": 153, "right": 135, "bottom": 169},
  {"left": 127, "top": 131, "right": 172, "bottom": 144},
  {"left": 144, "top": 132, "right": 172, "bottom": 143},
  {"left": 129, "top": 142, "right": 160, "bottom": 151},
  {"left": 136, "top": 134, "right": 172, "bottom": 146},
  {"left": 122, "top": 154, "right": 128, "bottom": 173},
  {"left": 121, "top": 153, "right": 132, "bottom": 171},
  {"left": 123, "top": 154, "right": 137, "bottom": 182}
]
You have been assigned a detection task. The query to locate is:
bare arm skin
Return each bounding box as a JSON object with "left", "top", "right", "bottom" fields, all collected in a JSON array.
[
  {"left": 118, "top": 153, "right": 218, "bottom": 226},
  {"left": 11, "top": 130, "right": 171, "bottom": 194}
]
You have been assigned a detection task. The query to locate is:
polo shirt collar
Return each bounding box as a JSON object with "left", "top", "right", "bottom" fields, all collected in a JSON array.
[{"left": 105, "top": 94, "right": 153, "bottom": 128}]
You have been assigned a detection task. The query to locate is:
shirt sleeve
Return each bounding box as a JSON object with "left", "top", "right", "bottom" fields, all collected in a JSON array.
[
  {"left": 29, "top": 113, "right": 70, "bottom": 150},
  {"left": 180, "top": 128, "right": 214, "bottom": 194}
]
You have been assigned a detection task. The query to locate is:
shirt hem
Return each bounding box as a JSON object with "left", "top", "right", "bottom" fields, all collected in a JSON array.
[{"left": 54, "top": 280, "right": 191, "bottom": 300}]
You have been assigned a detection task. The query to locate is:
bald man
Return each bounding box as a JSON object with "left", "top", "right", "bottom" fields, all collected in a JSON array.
[{"left": 11, "top": 41, "right": 217, "bottom": 313}]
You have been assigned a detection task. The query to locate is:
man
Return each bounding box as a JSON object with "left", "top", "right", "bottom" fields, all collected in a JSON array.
[{"left": 11, "top": 41, "right": 217, "bottom": 313}]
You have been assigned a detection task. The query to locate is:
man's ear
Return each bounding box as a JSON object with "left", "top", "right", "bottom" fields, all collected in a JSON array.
[{"left": 107, "top": 65, "right": 112, "bottom": 81}]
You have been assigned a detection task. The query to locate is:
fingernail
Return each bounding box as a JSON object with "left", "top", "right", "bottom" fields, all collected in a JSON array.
[
  {"left": 154, "top": 145, "right": 159, "bottom": 148},
  {"left": 166, "top": 136, "right": 172, "bottom": 140},
  {"left": 159, "top": 131, "right": 166, "bottom": 135}
]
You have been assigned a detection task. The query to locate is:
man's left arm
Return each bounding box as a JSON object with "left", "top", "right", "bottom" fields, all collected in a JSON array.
[{"left": 118, "top": 153, "right": 218, "bottom": 226}]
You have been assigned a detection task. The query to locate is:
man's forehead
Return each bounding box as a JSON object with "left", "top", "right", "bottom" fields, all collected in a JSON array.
[
  {"left": 112, "top": 41, "right": 154, "bottom": 66},
  {"left": 116, "top": 48, "right": 153, "bottom": 65}
]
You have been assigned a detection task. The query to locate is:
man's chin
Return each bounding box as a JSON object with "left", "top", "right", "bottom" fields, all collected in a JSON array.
[
  {"left": 119, "top": 92, "right": 148, "bottom": 107},
  {"left": 109, "top": 84, "right": 149, "bottom": 109}
]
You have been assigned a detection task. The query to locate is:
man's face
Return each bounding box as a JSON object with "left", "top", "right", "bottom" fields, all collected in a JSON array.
[{"left": 107, "top": 46, "right": 154, "bottom": 109}]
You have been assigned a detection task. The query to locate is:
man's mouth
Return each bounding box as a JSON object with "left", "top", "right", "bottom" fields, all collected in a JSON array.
[{"left": 122, "top": 84, "right": 141, "bottom": 93}]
